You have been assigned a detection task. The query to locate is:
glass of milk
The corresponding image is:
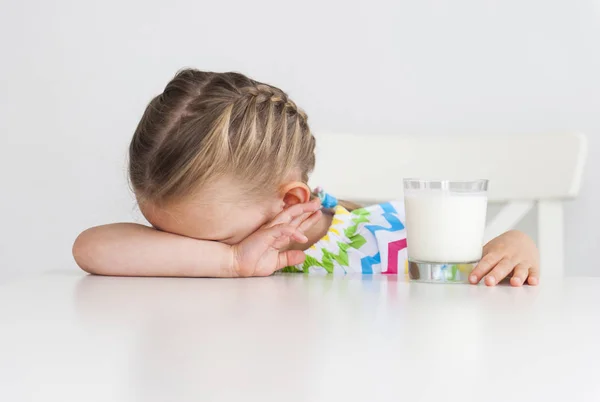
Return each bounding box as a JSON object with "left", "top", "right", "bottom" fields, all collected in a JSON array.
[{"left": 403, "top": 179, "right": 488, "bottom": 283}]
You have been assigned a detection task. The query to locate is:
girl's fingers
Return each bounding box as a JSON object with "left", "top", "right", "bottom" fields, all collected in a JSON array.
[
  {"left": 485, "top": 257, "right": 516, "bottom": 286},
  {"left": 527, "top": 266, "right": 540, "bottom": 286},
  {"left": 298, "top": 210, "right": 322, "bottom": 233},
  {"left": 290, "top": 209, "right": 323, "bottom": 233},
  {"left": 510, "top": 263, "right": 531, "bottom": 287},
  {"left": 289, "top": 211, "right": 312, "bottom": 228},
  {"left": 291, "top": 229, "right": 309, "bottom": 243},
  {"left": 266, "top": 199, "right": 321, "bottom": 228},
  {"left": 277, "top": 250, "right": 306, "bottom": 270},
  {"left": 268, "top": 225, "right": 308, "bottom": 249},
  {"left": 272, "top": 236, "right": 291, "bottom": 250},
  {"left": 470, "top": 252, "right": 503, "bottom": 284}
]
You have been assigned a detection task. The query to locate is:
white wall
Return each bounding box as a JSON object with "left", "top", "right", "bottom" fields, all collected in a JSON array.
[{"left": 1, "top": 0, "right": 598, "bottom": 278}]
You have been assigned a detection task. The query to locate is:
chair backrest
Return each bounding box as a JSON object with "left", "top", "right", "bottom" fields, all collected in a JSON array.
[
  {"left": 310, "top": 132, "right": 588, "bottom": 277},
  {"left": 310, "top": 133, "right": 587, "bottom": 203}
]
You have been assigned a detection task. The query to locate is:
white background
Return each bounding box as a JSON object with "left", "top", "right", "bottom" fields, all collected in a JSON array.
[{"left": 0, "top": 0, "right": 598, "bottom": 279}]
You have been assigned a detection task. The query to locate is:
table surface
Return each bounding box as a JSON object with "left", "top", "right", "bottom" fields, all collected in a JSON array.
[{"left": 1, "top": 271, "right": 599, "bottom": 402}]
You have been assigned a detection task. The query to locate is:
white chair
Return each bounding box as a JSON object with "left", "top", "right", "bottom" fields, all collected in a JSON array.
[{"left": 310, "top": 133, "right": 588, "bottom": 277}]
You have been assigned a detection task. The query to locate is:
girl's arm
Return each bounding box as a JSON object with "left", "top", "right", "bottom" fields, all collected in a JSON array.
[
  {"left": 73, "top": 223, "right": 235, "bottom": 277},
  {"left": 72, "top": 201, "right": 322, "bottom": 278}
]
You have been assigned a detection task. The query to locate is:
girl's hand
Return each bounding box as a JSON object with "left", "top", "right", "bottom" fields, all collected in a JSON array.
[
  {"left": 469, "top": 230, "right": 540, "bottom": 287},
  {"left": 231, "top": 199, "right": 322, "bottom": 277}
]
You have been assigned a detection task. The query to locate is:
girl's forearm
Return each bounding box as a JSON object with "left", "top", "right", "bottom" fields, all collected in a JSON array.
[{"left": 73, "top": 223, "right": 235, "bottom": 277}]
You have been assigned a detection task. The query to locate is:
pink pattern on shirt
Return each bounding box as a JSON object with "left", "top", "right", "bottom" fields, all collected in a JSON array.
[{"left": 386, "top": 238, "right": 407, "bottom": 274}]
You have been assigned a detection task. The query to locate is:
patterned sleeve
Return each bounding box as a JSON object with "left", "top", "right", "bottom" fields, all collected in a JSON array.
[
  {"left": 370, "top": 201, "right": 408, "bottom": 274},
  {"left": 283, "top": 201, "right": 408, "bottom": 275}
]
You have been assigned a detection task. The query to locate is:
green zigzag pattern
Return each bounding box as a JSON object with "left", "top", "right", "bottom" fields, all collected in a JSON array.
[{"left": 281, "top": 207, "right": 371, "bottom": 273}]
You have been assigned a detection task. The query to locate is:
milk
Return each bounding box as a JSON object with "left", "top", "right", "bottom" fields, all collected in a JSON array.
[{"left": 404, "top": 190, "right": 487, "bottom": 263}]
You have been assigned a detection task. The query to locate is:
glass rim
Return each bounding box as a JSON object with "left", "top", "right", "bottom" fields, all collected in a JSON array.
[{"left": 403, "top": 178, "right": 489, "bottom": 185}]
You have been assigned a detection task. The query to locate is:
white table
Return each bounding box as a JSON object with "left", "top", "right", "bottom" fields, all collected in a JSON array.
[{"left": 1, "top": 271, "right": 599, "bottom": 402}]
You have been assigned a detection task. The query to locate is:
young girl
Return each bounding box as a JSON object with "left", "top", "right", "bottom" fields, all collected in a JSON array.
[{"left": 73, "top": 69, "right": 539, "bottom": 286}]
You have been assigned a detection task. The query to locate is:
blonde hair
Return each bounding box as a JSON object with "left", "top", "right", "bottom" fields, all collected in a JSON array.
[
  {"left": 129, "top": 69, "right": 315, "bottom": 205},
  {"left": 129, "top": 68, "right": 360, "bottom": 211}
]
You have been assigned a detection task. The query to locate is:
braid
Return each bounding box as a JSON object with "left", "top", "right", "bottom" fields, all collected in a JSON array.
[
  {"left": 241, "top": 84, "right": 308, "bottom": 123},
  {"left": 283, "top": 99, "right": 308, "bottom": 122},
  {"left": 237, "top": 83, "right": 313, "bottom": 178},
  {"left": 130, "top": 69, "right": 317, "bottom": 206}
]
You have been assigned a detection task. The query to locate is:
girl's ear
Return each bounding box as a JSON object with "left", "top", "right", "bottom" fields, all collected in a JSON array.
[{"left": 280, "top": 182, "right": 311, "bottom": 207}]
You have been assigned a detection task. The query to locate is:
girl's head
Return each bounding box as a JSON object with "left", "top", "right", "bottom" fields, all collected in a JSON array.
[{"left": 129, "top": 69, "right": 316, "bottom": 244}]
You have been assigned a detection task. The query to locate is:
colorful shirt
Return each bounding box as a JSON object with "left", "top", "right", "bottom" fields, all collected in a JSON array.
[{"left": 283, "top": 201, "right": 408, "bottom": 274}]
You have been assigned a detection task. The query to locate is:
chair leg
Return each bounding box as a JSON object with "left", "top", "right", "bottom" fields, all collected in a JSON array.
[{"left": 537, "top": 200, "right": 565, "bottom": 278}]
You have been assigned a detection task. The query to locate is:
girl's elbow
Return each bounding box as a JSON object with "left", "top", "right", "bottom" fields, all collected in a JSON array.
[{"left": 72, "top": 228, "right": 102, "bottom": 275}]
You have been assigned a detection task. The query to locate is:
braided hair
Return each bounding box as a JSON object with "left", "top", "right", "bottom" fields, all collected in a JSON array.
[{"left": 129, "top": 69, "right": 316, "bottom": 206}]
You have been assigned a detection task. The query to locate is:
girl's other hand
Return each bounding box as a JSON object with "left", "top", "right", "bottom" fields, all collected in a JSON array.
[
  {"left": 231, "top": 199, "right": 322, "bottom": 277},
  {"left": 469, "top": 230, "right": 540, "bottom": 287}
]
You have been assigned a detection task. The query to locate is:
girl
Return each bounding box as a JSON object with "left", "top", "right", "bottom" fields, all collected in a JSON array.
[{"left": 73, "top": 69, "right": 539, "bottom": 286}]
